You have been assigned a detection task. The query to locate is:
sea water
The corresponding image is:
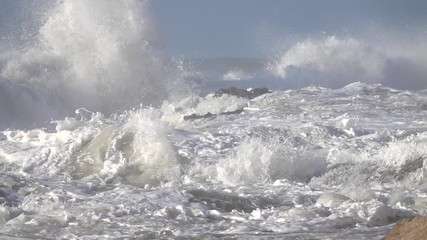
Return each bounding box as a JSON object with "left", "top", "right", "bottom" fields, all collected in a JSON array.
[{"left": 1, "top": 1, "right": 427, "bottom": 239}]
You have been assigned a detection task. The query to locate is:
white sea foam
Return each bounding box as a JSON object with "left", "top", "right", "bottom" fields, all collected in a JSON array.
[
  {"left": 1, "top": 83, "right": 427, "bottom": 238},
  {"left": 216, "top": 137, "right": 327, "bottom": 185}
]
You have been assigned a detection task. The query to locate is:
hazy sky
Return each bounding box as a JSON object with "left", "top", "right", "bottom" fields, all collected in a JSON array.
[
  {"left": 0, "top": 1, "right": 426, "bottom": 58},
  {"left": 151, "top": 0, "right": 427, "bottom": 58}
]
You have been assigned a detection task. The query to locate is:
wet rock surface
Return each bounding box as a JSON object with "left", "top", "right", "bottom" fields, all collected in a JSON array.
[{"left": 383, "top": 217, "right": 427, "bottom": 240}]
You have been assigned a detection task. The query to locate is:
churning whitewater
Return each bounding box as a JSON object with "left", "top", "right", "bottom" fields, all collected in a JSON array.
[{"left": 1, "top": 1, "right": 427, "bottom": 239}]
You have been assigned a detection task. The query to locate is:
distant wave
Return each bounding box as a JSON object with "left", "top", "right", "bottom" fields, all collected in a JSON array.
[
  {"left": 268, "top": 37, "right": 386, "bottom": 80},
  {"left": 267, "top": 36, "right": 427, "bottom": 90}
]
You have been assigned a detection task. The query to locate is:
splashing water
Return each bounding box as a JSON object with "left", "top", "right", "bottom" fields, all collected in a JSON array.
[
  {"left": 268, "top": 36, "right": 386, "bottom": 80},
  {"left": 0, "top": 0, "right": 176, "bottom": 129},
  {"left": 266, "top": 36, "right": 427, "bottom": 90}
]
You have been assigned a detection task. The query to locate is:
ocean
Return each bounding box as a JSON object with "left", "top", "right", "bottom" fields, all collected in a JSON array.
[{"left": 1, "top": 1, "right": 427, "bottom": 239}]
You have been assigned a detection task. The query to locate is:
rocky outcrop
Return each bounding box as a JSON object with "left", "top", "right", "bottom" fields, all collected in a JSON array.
[
  {"left": 383, "top": 217, "right": 427, "bottom": 240},
  {"left": 214, "top": 87, "right": 270, "bottom": 99},
  {"left": 183, "top": 109, "right": 244, "bottom": 121}
]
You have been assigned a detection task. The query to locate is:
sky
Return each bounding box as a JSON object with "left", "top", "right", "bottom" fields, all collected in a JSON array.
[
  {"left": 150, "top": 0, "right": 427, "bottom": 58},
  {"left": 0, "top": 0, "right": 426, "bottom": 58}
]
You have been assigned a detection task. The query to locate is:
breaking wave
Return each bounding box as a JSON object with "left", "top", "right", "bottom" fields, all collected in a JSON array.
[
  {"left": 267, "top": 36, "right": 427, "bottom": 90},
  {"left": 0, "top": 0, "right": 187, "bottom": 129},
  {"left": 268, "top": 37, "right": 386, "bottom": 80}
]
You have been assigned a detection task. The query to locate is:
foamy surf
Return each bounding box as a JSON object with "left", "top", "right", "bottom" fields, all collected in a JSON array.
[{"left": 2, "top": 82, "right": 427, "bottom": 239}]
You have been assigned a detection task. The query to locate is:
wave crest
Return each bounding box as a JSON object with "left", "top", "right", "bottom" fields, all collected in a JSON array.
[{"left": 267, "top": 36, "right": 386, "bottom": 82}]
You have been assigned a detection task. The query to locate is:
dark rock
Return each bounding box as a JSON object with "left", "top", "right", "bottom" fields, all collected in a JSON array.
[
  {"left": 219, "top": 108, "right": 244, "bottom": 116},
  {"left": 183, "top": 109, "right": 244, "bottom": 121},
  {"left": 250, "top": 87, "right": 271, "bottom": 98},
  {"left": 183, "top": 112, "right": 215, "bottom": 121},
  {"left": 214, "top": 87, "right": 270, "bottom": 99}
]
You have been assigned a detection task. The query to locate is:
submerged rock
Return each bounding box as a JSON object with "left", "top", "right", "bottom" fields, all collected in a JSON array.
[
  {"left": 183, "top": 109, "right": 244, "bottom": 121},
  {"left": 214, "top": 87, "right": 270, "bottom": 99},
  {"left": 188, "top": 189, "right": 258, "bottom": 213},
  {"left": 183, "top": 112, "right": 215, "bottom": 121},
  {"left": 383, "top": 217, "right": 427, "bottom": 240}
]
